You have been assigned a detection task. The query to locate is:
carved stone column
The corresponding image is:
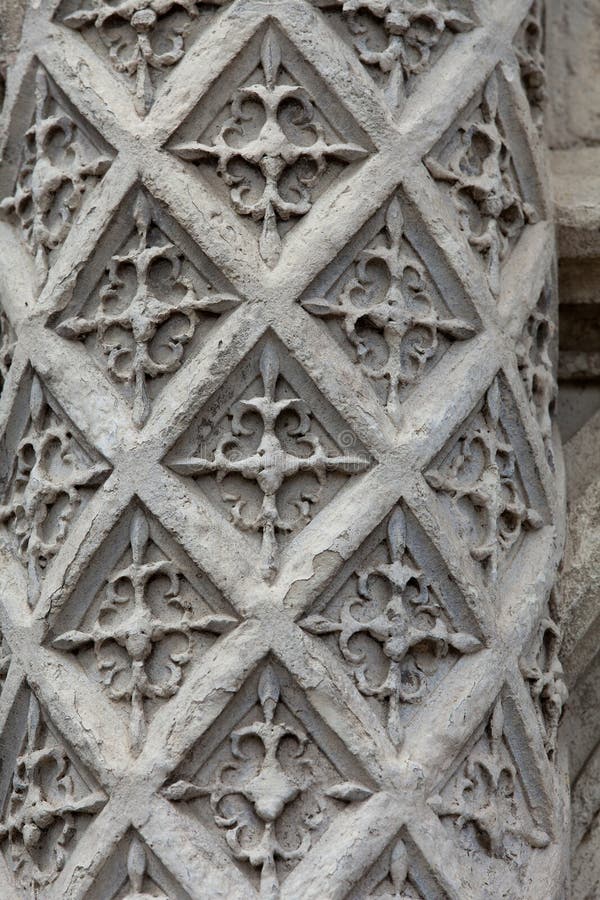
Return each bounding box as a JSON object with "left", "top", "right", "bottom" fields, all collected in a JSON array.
[{"left": 0, "top": 1, "right": 568, "bottom": 898}]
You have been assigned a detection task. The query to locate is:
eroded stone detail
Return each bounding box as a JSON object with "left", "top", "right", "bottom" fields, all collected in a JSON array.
[
  {"left": 60, "top": 0, "right": 231, "bottom": 116},
  {"left": 520, "top": 611, "right": 568, "bottom": 760},
  {"left": 0, "top": 316, "right": 15, "bottom": 369},
  {"left": 0, "top": 313, "right": 16, "bottom": 398},
  {"left": 169, "top": 341, "right": 371, "bottom": 582},
  {"left": 0, "top": 692, "right": 105, "bottom": 893},
  {"left": 301, "top": 506, "right": 482, "bottom": 746},
  {"left": 0, "top": 68, "right": 111, "bottom": 293},
  {"left": 426, "top": 379, "right": 543, "bottom": 581},
  {"left": 52, "top": 507, "right": 238, "bottom": 754},
  {"left": 172, "top": 29, "right": 369, "bottom": 266},
  {"left": 429, "top": 699, "right": 550, "bottom": 859},
  {"left": 55, "top": 193, "right": 240, "bottom": 427},
  {"left": 316, "top": 0, "right": 474, "bottom": 112},
  {"left": 164, "top": 665, "right": 373, "bottom": 895},
  {"left": 302, "top": 196, "right": 476, "bottom": 423},
  {"left": 0, "top": 629, "right": 11, "bottom": 693},
  {"left": 515, "top": 0, "right": 546, "bottom": 130},
  {"left": 517, "top": 286, "right": 556, "bottom": 458},
  {"left": 425, "top": 72, "right": 537, "bottom": 296},
  {"left": 0, "top": 374, "right": 111, "bottom": 607}
]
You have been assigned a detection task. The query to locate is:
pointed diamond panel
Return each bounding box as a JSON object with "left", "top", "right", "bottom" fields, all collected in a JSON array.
[
  {"left": 0, "top": 689, "right": 106, "bottom": 895},
  {"left": 425, "top": 70, "right": 538, "bottom": 297},
  {"left": 429, "top": 697, "right": 551, "bottom": 895},
  {"left": 426, "top": 377, "right": 546, "bottom": 582},
  {"left": 300, "top": 504, "right": 483, "bottom": 746},
  {"left": 301, "top": 194, "right": 478, "bottom": 424},
  {"left": 165, "top": 334, "right": 373, "bottom": 582},
  {"left": 315, "top": 0, "right": 476, "bottom": 113},
  {"left": 56, "top": 0, "right": 233, "bottom": 116},
  {"left": 52, "top": 188, "right": 241, "bottom": 427},
  {"left": 0, "top": 372, "right": 112, "bottom": 607},
  {"left": 170, "top": 24, "right": 373, "bottom": 266},
  {"left": 0, "top": 66, "right": 113, "bottom": 293},
  {"left": 163, "top": 662, "right": 376, "bottom": 895},
  {"left": 49, "top": 504, "right": 238, "bottom": 755}
]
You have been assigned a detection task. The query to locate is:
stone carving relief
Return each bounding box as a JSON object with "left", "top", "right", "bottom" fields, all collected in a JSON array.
[
  {"left": 54, "top": 191, "right": 240, "bottom": 427},
  {"left": 301, "top": 196, "right": 476, "bottom": 423},
  {"left": 315, "top": 0, "right": 475, "bottom": 112},
  {"left": 164, "top": 663, "right": 374, "bottom": 896},
  {"left": 516, "top": 285, "right": 556, "bottom": 459},
  {"left": 362, "top": 838, "right": 425, "bottom": 898},
  {"left": 520, "top": 608, "right": 568, "bottom": 760},
  {"left": 425, "top": 72, "right": 537, "bottom": 297},
  {"left": 426, "top": 379, "right": 544, "bottom": 582},
  {"left": 167, "top": 339, "right": 372, "bottom": 582},
  {"left": 0, "top": 67, "right": 112, "bottom": 293},
  {"left": 171, "top": 27, "right": 371, "bottom": 266},
  {"left": 0, "top": 312, "right": 15, "bottom": 398},
  {"left": 429, "top": 699, "right": 550, "bottom": 887},
  {"left": 0, "top": 691, "right": 105, "bottom": 894},
  {"left": 301, "top": 506, "right": 482, "bottom": 746},
  {"left": 0, "top": 0, "right": 565, "bottom": 896},
  {"left": 58, "top": 0, "right": 232, "bottom": 116},
  {"left": 0, "top": 630, "right": 11, "bottom": 694},
  {"left": 0, "top": 373, "right": 112, "bottom": 607},
  {"left": 515, "top": 0, "right": 546, "bottom": 130},
  {"left": 121, "top": 836, "right": 168, "bottom": 900},
  {"left": 51, "top": 506, "right": 238, "bottom": 754}
]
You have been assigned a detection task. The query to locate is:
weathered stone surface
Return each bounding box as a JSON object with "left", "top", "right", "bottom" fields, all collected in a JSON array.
[{"left": 0, "top": 1, "right": 568, "bottom": 898}]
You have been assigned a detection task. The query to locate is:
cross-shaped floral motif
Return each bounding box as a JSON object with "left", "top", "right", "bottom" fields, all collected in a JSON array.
[
  {"left": 0, "top": 374, "right": 111, "bottom": 607},
  {"left": 62, "top": 0, "right": 232, "bottom": 116},
  {"left": 302, "top": 197, "right": 475, "bottom": 423},
  {"left": 326, "top": 0, "right": 474, "bottom": 111},
  {"left": 425, "top": 73, "right": 537, "bottom": 296},
  {"left": 428, "top": 699, "right": 551, "bottom": 858},
  {"left": 0, "top": 69, "right": 111, "bottom": 292},
  {"left": 173, "top": 29, "right": 369, "bottom": 266},
  {"left": 426, "top": 380, "right": 543, "bottom": 581},
  {"left": 301, "top": 507, "right": 482, "bottom": 745},
  {"left": 56, "top": 193, "right": 239, "bottom": 427},
  {"left": 52, "top": 508, "right": 238, "bottom": 754},
  {"left": 164, "top": 666, "right": 373, "bottom": 898},
  {"left": 516, "top": 289, "right": 556, "bottom": 458},
  {"left": 520, "top": 611, "right": 568, "bottom": 759},
  {"left": 169, "top": 341, "right": 371, "bottom": 582},
  {"left": 0, "top": 693, "right": 105, "bottom": 893}
]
